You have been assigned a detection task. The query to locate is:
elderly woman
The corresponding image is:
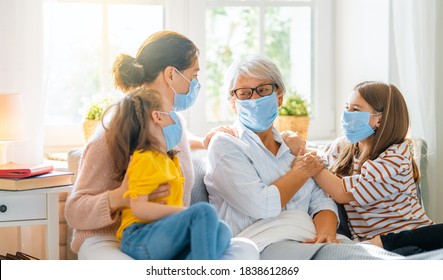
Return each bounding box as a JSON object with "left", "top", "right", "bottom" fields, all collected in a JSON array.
[{"left": 204, "top": 55, "right": 443, "bottom": 260}]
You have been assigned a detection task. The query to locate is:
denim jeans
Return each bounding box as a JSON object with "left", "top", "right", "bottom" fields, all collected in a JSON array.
[{"left": 120, "top": 202, "right": 232, "bottom": 260}]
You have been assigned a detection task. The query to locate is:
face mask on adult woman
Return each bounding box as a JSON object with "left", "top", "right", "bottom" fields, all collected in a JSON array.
[{"left": 170, "top": 67, "right": 201, "bottom": 112}]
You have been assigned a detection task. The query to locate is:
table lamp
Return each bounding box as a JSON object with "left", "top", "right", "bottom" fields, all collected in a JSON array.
[{"left": 0, "top": 93, "right": 26, "bottom": 165}]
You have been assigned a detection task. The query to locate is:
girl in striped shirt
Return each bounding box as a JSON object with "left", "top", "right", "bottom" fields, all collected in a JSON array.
[{"left": 314, "top": 81, "right": 443, "bottom": 255}]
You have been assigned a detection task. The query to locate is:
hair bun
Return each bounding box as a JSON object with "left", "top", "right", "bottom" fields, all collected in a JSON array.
[{"left": 113, "top": 54, "right": 146, "bottom": 92}]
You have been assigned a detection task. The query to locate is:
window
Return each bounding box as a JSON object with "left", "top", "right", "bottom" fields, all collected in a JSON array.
[
  {"left": 205, "top": 0, "right": 312, "bottom": 122},
  {"left": 186, "top": 0, "right": 336, "bottom": 140},
  {"left": 44, "top": 0, "right": 335, "bottom": 150},
  {"left": 44, "top": 0, "right": 164, "bottom": 148},
  {"left": 45, "top": 0, "right": 164, "bottom": 124}
]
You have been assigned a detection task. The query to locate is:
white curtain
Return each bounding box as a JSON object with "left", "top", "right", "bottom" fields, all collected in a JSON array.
[
  {"left": 390, "top": 0, "right": 443, "bottom": 222},
  {"left": 0, "top": 0, "right": 54, "bottom": 259}
]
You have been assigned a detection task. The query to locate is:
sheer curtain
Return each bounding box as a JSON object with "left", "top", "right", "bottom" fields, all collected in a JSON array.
[
  {"left": 389, "top": 0, "right": 443, "bottom": 222},
  {"left": 0, "top": 0, "right": 53, "bottom": 258}
]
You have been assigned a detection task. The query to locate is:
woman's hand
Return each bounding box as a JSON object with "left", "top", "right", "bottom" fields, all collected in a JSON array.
[
  {"left": 305, "top": 210, "right": 339, "bottom": 244},
  {"left": 108, "top": 170, "right": 171, "bottom": 213},
  {"left": 281, "top": 130, "right": 306, "bottom": 155},
  {"left": 202, "top": 125, "right": 238, "bottom": 149},
  {"left": 304, "top": 232, "right": 339, "bottom": 244},
  {"left": 291, "top": 148, "right": 325, "bottom": 178}
]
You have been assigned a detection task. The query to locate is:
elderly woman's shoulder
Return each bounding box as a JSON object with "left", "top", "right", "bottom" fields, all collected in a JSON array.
[{"left": 208, "top": 131, "right": 247, "bottom": 151}]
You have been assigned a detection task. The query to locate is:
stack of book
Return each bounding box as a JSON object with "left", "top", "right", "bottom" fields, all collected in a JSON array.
[{"left": 0, "top": 162, "right": 74, "bottom": 191}]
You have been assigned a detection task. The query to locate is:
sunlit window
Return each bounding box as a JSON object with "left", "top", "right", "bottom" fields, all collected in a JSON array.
[
  {"left": 44, "top": 1, "right": 164, "bottom": 125},
  {"left": 205, "top": 0, "right": 312, "bottom": 122},
  {"left": 43, "top": 0, "right": 334, "bottom": 148}
]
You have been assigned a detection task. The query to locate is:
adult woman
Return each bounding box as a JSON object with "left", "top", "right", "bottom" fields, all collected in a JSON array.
[
  {"left": 65, "top": 31, "right": 258, "bottom": 260},
  {"left": 204, "top": 55, "right": 443, "bottom": 259}
]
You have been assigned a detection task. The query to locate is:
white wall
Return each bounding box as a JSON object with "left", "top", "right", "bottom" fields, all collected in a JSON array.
[
  {"left": 0, "top": 0, "right": 45, "bottom": 164},
  {"left": 0, "top": 0, "right": 46, "bottom": 258},
  {"left": 334, "top": 0, "right": 390, "bottom": 137}
]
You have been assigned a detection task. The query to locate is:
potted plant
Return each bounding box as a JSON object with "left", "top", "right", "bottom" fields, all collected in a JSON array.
[
  {"left": 274, "top": 92, "right": 310, "bottom": 140},
  {"left": 80, "top": 95, "right": 114, "bottom": 142}
]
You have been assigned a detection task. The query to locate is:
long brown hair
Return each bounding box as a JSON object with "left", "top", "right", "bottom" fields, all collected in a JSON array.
[
  {"left": 113, "top": 30, "right": 199, "bottom": 92},
  {"left": 103, "top": 87, "right": 163, "bottom": 181},
  {"left": 330, "top": 81, "right": 420, "bottom": 183}
]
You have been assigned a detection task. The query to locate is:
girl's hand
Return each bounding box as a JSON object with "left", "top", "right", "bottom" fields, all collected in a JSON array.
[
  {"left": 281, "top": 130, "right": 306, "bottom": 155},
  {"left": 292, "top": 148, "right": 325, "bottom": 178}
]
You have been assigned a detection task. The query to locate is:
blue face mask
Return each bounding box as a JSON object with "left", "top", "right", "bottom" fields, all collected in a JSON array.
[
  {"left": 341, "top": 111, "right": 376, "bottom": 144},
  {"left": 161, "top": 111, "right": 183, "bottom": 151},
  {"left": 235, "top": 92, "right": 278, "bottom": 132},
  {"left": 171, "top": 67, "right": 201, "bottom": 112}
]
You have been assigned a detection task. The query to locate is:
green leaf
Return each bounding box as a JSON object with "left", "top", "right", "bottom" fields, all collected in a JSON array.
[
  {"left": 80, "top": 95, "right": 114, "bottom": 121},
  {"left": 278, "top": 93, "right": 309, "bottom": 116}
]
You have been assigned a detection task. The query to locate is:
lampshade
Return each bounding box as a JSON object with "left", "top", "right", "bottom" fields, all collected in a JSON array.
[{"left": 0, "top": 93, "right": 26, "bottom": 141}]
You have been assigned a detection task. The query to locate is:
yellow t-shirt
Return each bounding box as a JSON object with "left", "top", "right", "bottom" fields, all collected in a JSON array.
[{"left": 116, "top": 150, "right": 185, "bottom": 241}]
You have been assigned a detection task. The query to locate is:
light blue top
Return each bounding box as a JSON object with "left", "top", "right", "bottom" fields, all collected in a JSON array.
[{"left": 204, "top": 120, "right": 338, "bottom": 236}]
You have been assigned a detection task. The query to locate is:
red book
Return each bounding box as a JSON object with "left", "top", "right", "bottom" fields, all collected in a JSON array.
[{"left": 0, "top": 162, "right": 54, "bottom": 178}]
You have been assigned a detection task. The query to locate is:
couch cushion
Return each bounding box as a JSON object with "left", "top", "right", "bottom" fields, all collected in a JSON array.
[{"left": 190, "top": 157, "right": 209, "bottom": 204}]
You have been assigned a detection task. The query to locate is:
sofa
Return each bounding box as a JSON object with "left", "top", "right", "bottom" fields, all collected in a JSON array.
[
  {"left": 64, "top": 137, "right": 428, "bottom": 259},
  {"left": 64, "top": 148, "right": 211, "bottom": 259}
]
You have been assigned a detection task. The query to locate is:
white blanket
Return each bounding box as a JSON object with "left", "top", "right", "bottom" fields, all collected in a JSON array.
[{"left": 237, "top": 209, "right": 351, "bottom": 251}]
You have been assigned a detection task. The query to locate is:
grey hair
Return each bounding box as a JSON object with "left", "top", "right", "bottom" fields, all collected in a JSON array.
[{"left": 224, "top": 55, "right": 286, "bottom": 100}]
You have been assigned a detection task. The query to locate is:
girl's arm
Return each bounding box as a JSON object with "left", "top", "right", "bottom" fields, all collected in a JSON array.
[
  {"left": 280, "top": 130, "right": 306, "bottom": 156},
  {"left": 313, "top": 169, "right": 354, "bottom": 204},
  {"left": 305, "top": 210, "right": 338, "bottom": 244},
  {"left": 274, "top": 148, "right": 325, "bottom": 206},
  {"left": 130, "top": 194, "right": 185, "bottom": 221}
]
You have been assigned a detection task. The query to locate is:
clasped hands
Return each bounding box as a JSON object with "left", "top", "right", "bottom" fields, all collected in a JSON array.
[{"left": 281, "top": 130, "right": 325, "bottom": 178}]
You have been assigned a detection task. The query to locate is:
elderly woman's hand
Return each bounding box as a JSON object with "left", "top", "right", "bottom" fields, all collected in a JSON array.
[
  {"left": 304, "top": 232, "right": 339, "bottom": 244},
  {"left": 291, "top": 148, "right": 325, "bottom": 178},
  {"left": 281, "top": 130, "right": 306, "bottom": 155}
]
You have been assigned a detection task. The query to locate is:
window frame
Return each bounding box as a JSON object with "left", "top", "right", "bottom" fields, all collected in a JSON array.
[
  {"left": 44, "top": 0, "right": 336, "bottom": 153},
  {"left": 44, "top": 0, "right": 168, "bottom": 152},
  {"left": 185, "top": 0, "right": 337, "bottom": 141}
]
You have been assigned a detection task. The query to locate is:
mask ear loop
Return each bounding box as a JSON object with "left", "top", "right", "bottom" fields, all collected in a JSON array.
[
  {"left": 173, "top": 67, "right": 191, "bottom": 83},
  {"left": 371, "top": 83, "right": 392, "bottom": 155}
]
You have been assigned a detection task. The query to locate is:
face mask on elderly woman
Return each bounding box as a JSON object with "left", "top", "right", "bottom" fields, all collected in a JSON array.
[{"left": 235, "top": 92, "right": 278, "bottom": 132}]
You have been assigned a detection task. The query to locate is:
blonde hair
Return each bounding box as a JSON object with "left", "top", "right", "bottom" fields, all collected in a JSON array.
[{"left": 330, "top": 81, "right": 419, "bottom": 183}]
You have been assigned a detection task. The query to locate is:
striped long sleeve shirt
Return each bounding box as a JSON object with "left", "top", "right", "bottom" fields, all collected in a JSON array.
[{"left": 321, "top": 137, "right": 433, "bottom": 240}]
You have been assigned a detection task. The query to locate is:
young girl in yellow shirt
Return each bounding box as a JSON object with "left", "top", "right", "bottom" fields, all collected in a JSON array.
[{"left": 103, "top": 87, "right": 231, "bottom": 260}]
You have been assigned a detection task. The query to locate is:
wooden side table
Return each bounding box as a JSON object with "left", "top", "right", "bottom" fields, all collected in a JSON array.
[{"left": 0, "top": 185, "right": 73, "bottom": 260}]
